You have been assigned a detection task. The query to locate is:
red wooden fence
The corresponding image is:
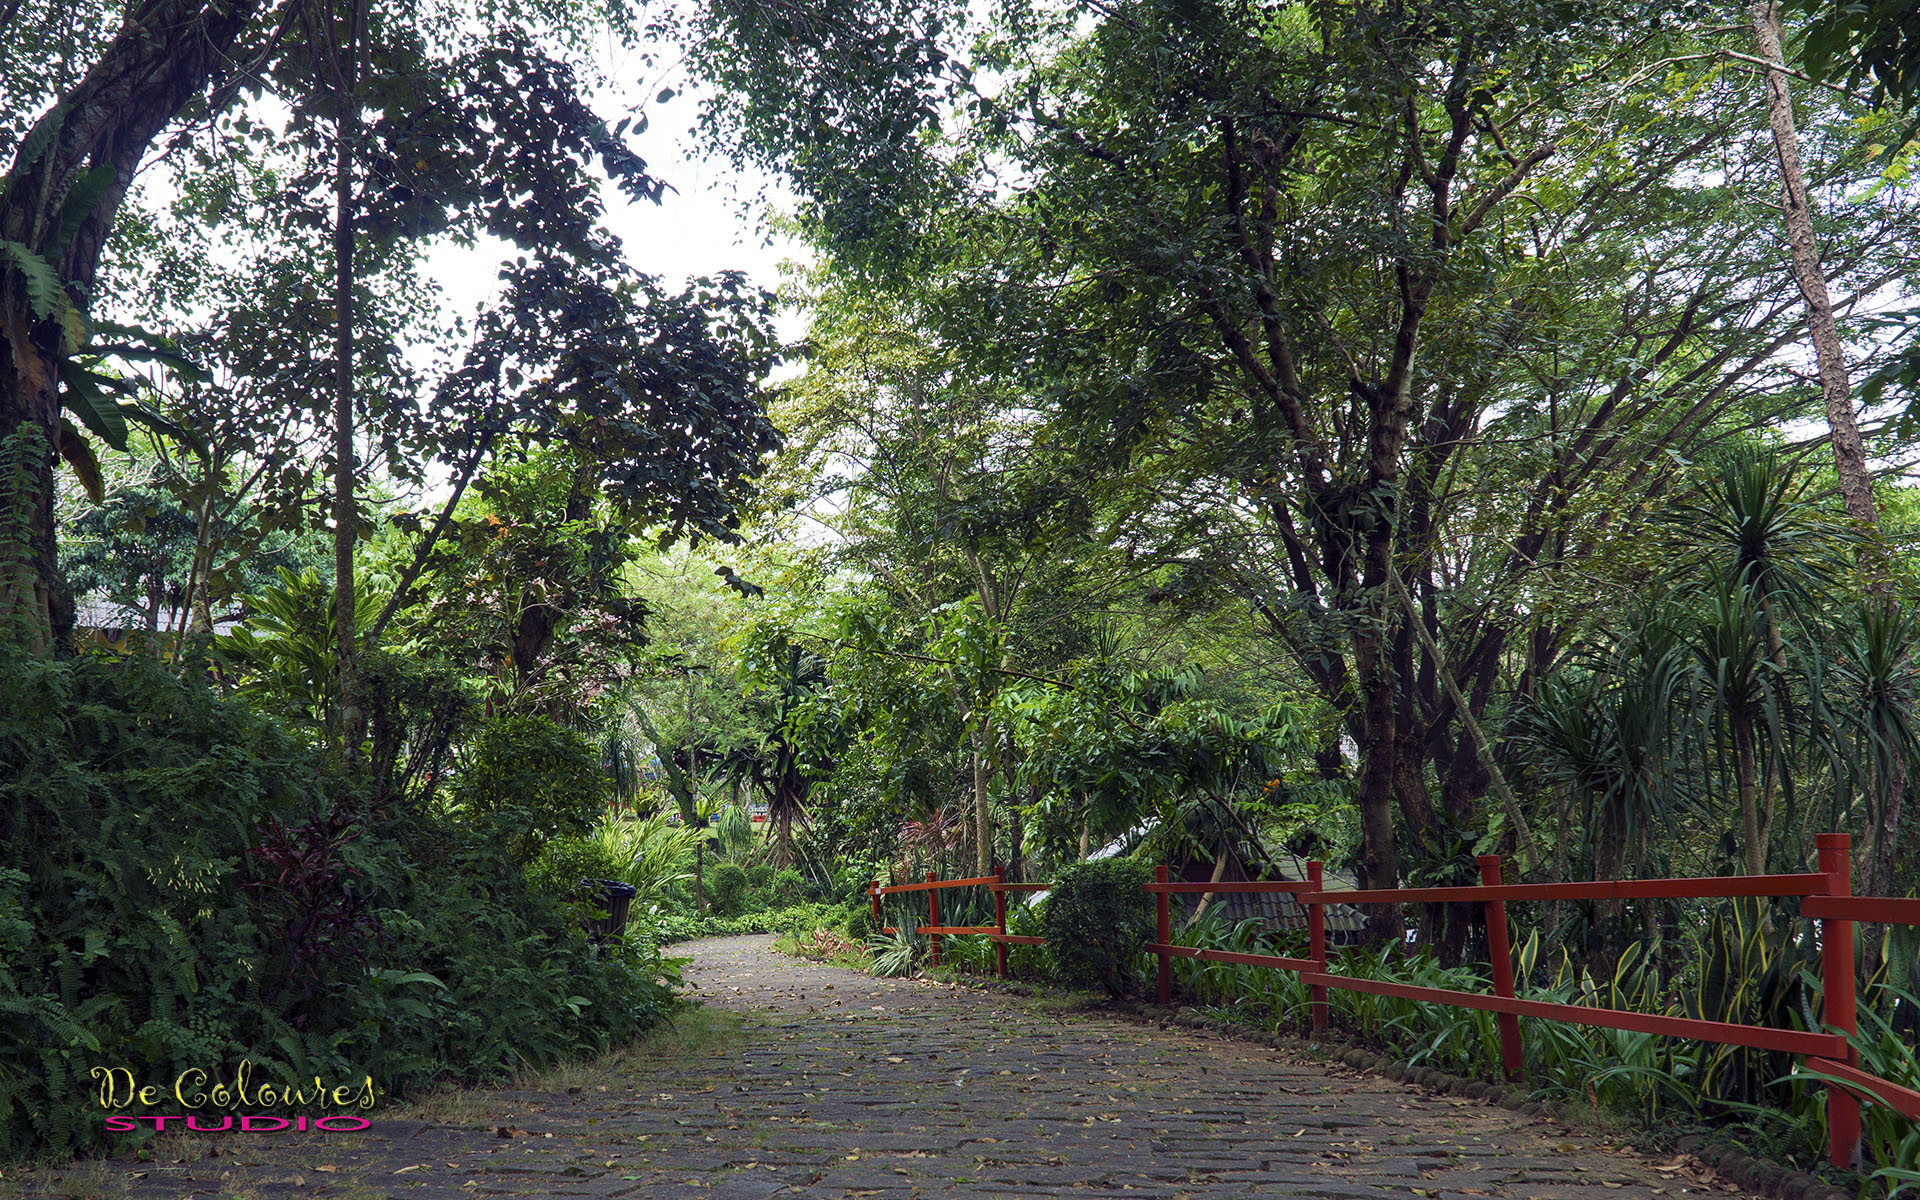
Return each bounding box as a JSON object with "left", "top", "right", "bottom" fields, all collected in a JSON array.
[{"left": 870, "top": 833, "right": 1920, "bottom": 1169}]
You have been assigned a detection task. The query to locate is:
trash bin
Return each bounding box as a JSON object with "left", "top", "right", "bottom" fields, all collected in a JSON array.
[{"left": 580, "top": 878, "right": 638, "bottom": 943}]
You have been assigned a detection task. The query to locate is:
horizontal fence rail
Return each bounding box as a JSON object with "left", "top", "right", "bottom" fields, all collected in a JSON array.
[{"left": 866, "top": 834, "right": 1919, "bottom": 1169}]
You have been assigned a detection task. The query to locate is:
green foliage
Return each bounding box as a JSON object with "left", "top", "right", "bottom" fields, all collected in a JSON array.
[
  {"left": 639, "top": 901, "right": 838, "bottom": 944},
  {"left": 832, "top": 860, "right": 883, "bottom": 902},
  {"left": 359, "top": 647, "right": 478, "bottom": 811},
  {"left": 695, "top": 802, "right": 757, "bottom": 864},
  {"left": 456, "top": 715, "right": 605, "bottom": 865},
  {"left": 524, "top": 831, "right": 630, "bottom": 900},
  {"left": 531, "top": 811, "right": 707, "bottom": 906},
  {"left": 216, "top": 567, "right": 381, "bottom": 727},
  {"left": 770, "top": 866, "right": 806, "bottom": 907},
  {"left": 842, "top": 904, "right": 874, "bottom": 943},
  {"left": 1041, "top": 858, "right": 1154, "bottom": 997},
  {"left": 1794, "top": 0, "right": 1920, "bottom": 113},
  {"left": 572, "top": 813, "right": 706, "bottom": 900},
  {"left": 933, "top": 933, "right": 996, "bottom": 976},
  {"left": 706, "top": 862, "right": 751, "bottom": 916},
  {"left": 868, "top": 927, "right": 924, "bottom": 978},
  {"left": 0, "top": 652, "right": 674, "bottom": 1164}
]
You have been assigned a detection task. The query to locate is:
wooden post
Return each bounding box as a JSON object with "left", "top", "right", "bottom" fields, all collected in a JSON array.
[
  {"left": 1155, "top": 864, "right": 1172, "bottom": 1004},
  {"left": 928, "top": 870, "right": 941, "bottom": 968},
  {"left": 994, "top": 868, "right": 1009, "bottom": 979},
  {"left": 1307, "top": 860, "right": 1327, "bottom": 1034},
  {"left": 1818, "top": 833, "right": 1860, "bottom": 1169},
  {"left": 1479, "top": 855, "right": 1524, "bottom": 1082}
]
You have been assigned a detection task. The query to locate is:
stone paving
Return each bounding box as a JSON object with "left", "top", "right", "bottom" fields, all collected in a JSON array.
[{"left": 21, "top": 935, "right": 1753, "bottom": 1199}]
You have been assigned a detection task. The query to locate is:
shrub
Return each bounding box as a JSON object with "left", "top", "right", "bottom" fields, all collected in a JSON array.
[
  {"left": 832, "top": 860, "right": 882, "bottom": 902},
  {"left": 531, "top": 814, "right": 703, "bottom": 903},
  {"left": 747, "top": 863, "right": 774, "bottom": 890},
  {"left": 842, "top": 904, "right": 874, "bottom": 943},
  {"left": 526, "top": 829, "right": 629, "bottom": 899},
  {"left": 707, "top": 862, "right": 751, "bottom": 915},
  {"left": 869, "top": 927, "right": 923, "bottom": 977},
  {"left": 1041, "top": 857, "right": 1154, "bottom": 997},
  {"left": 770, "top": 867, "right": 806, "bottom": 907},
  {"left": 456, "top": 715, "right": 605, "bottom": 865},
  {"left": 637, "top": 902, "right": 837, "bottom": 943}
]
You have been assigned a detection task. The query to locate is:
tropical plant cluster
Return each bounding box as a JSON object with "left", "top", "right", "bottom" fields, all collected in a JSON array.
[{"left": 0, "top": 653, "right": 675, "bottom": 1162}]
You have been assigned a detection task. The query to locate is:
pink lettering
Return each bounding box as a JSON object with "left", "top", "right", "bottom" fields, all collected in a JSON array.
[
  {"left": 313, "top": 1115, "right": 371, "bottom": 1132},
  {"left": 239, "top": 1115, "right": 290, "bottom": 1132},
  {"left": 104, "top": 1116, "right": 135, "bottom": 1132},
  {"left": 186, "top": 1115, "right": 233, "bottom": 1132}
]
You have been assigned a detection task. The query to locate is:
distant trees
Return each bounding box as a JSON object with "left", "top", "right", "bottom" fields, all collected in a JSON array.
[{"left": 694, "top": 0, "right": 1920, "bottom": 933}]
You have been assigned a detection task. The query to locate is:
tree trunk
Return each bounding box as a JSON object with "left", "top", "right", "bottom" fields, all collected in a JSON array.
[
  {"left": 1353, "top": 625, "right": 1401, "bottom": 944},
  {"left": 971, "top": 725, "right": 991, "bottom": 875},
  {"left": 1734, "top": 717, "right": 1764, "bottom": 876},
  {"left": 1750, "top": 6, "right": 1908, "bottom": 917},
  {"left": 1750, "top": 2, "right": 1886, "bottom": 555},
  {"left": 1864, "top": 755, "right": 1907, "bottom": 972},
  {"left": 143, "top": 580, "right": 163, "bottom": 655},
  {"left": 1593, "top": 797, "right": 1627, "bottom": 974},
  {"left": 1010, "top": 795, "right": 1028, "bottom": 883},
  {"left": 1751, "top": 2, "right": 1909, "bottom": 920},
  {"left": 0, "top": 387, "right": 60, "bottom": 655},
  {"left": 1184, "top": 851, "right": 1232, "bottom": 931},
  {"left": 182, "top": 489, "right": 216, "bottom": 644},
  {"left": 328, "top": 0, "right": 368, "bottom": 758}
]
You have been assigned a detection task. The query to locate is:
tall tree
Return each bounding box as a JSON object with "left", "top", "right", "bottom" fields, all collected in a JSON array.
[
  {"left": 3, "top": 0, "right": 780, "bottom": 683},
  {"left": 1750, "top": 1, "right": 1886, "bottom": 561},
  {"left": 1750, "top": 1, "right": 1909, "bottom": 901},
  {"left": 2, "top": 0, "right": 276, "bottom": 652}
]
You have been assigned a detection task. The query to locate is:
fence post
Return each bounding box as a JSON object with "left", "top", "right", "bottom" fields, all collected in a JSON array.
[
  {"left": 870, "top": 879, "right": 881, "bottom": 931},
  {"left": 1155, "top": 864, "right": 1172, "bottom": 1004},
  {"left": 1478, "top": 854, "right": 1524, "bottom": 1082},
  {"left": 1308, "top": 860, "right": 1327, "bottom": 1034},
  {"left": 1817, "top": 833, "right": 1859, "bottom": 1169},
  {"left": 995, "top": 868, "right": 1009, "bottom": 979},
  {"left": 928, "top": 870, "right": 942, "bottom": 968}
]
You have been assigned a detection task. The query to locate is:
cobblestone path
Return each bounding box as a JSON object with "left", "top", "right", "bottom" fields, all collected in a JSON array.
[{"left": 30, "top": 935, "right": 1749, "bottom": 1199}]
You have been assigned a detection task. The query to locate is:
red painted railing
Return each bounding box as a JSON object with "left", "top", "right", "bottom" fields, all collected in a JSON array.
[{"left": 868, "top": 833, "right": 1920, "bottom": 1169}]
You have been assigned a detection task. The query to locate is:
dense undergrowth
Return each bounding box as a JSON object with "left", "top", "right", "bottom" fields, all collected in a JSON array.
[
  {"left": 0, "top": 653, "right": 677, "bottom": 1163},
  {"left": 642, "top": 901, "right": 850, "bottom": 944}
]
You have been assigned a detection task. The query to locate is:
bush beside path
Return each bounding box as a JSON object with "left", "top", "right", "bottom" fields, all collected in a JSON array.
[{"left": 13, "top": 935, "right": 1754, "bottom": 1199}]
